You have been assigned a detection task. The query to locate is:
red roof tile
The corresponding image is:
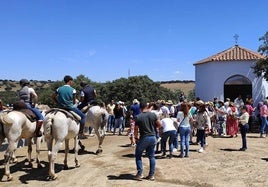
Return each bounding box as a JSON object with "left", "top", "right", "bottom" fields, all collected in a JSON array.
[{"left": 194, "top": 45, "right": 266, "bottom": 65}]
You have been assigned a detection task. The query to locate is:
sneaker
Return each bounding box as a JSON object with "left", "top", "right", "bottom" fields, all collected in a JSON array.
[
  {"left": 184, "top": 155, "right": 189, "bottom": 158},
  {"left": 131, "top": 143, "right": 136, "bottom": 147},
  {"left": 134, "top": 174, "right": 144, "bottom": 181},
  {"left": 239, "top": 148, "right": 247, "bottom": 151},
  {"left": 198, "top": 147, "right": 204, "bottom": 153},
  {"left": 178, "top": 154, "right": 184, "bottom": 158},
  {"left": 145, "top": 175, "right": 155, "bottom": 181}
]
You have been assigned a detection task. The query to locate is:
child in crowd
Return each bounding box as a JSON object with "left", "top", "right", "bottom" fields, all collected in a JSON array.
[{"left": 127, "top": 115, "right": 136, "bottom": 146}]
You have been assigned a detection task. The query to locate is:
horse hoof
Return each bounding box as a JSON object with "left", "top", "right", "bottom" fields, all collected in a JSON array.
[
  {"left": 96, "top": 149, "right": 103, "bottom": 155},
  {"left": 46, "top": 175, "right": 57, "bottom": 181},
  {"left": 28, "top": 162, "right": 33, "bottom": 168},
  {"left": 37, "top": 163, "right": 43, "bottom": 169},
  {"left": 7, "top": 175, "right": 13, "bottom": 181},
  {"left": 9, "top": 158, "right": 18, "bottom": 164},
  {"left": 63, "top": 165, "right": 69, "bottom": 170},
  {"left": 76, "top": 163, "right": 80, "bottom": 168},
  {"left": 80, "top": 145, "right": 85, "bottom": 151}
]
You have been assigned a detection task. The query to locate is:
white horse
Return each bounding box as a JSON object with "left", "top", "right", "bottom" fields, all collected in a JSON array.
[
  {"left": 79, "top": 105, "right": 109, "bottom": 154},
  {"left": 0, "top": 111, "right": 43, "bottom": 181},
  {"left": 43, "top": 109, "right": 80, "bottom": 180}
]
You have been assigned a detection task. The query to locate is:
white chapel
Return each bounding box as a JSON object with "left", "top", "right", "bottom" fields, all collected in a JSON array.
[{"left": 194, "top": 45, "right": 267, "bottom": 106}]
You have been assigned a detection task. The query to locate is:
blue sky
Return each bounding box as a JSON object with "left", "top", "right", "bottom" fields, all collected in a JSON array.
[{"left": 0, "top": 0, "right": 267, "bottom": 82}]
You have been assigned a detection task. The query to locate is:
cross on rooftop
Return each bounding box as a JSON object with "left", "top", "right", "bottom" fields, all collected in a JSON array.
[{"left": 234, "top": 34, "right": 239, "bottom": 45}]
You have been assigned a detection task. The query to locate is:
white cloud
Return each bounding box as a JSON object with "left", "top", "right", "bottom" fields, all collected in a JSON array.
[
  {"left": 89, "top": 49, "right": 97, "bottom": 57},
  {"left": 174, "top": 70, "right": 182, "bottom": 75}
]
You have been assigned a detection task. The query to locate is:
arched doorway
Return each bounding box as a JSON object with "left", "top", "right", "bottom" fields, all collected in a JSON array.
[{"left": 224, "top": 75, "right": 252, "bottom": 102}]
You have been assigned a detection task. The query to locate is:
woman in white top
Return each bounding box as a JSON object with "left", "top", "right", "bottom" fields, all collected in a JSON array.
[
  {"left": 177, "top": 102, "right": 193, "bottom": 157},
  {"left": 160, "top": 114, "right": 177, "bottom": 158}
]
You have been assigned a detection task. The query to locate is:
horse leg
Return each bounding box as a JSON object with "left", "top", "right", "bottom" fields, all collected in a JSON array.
[
  {"left": 36, "top": 136, "right": 42, "bottom": 168},
  {"left": 48, "top": 139, "right": 62, "bottom": 180},
  {"left": 74, "top": 136, "right": 80, "bottom": 167},
  {"left": 10, "top": 151, "right": 17, "bottom": 164},
  {"left": 64, "top": 139, "right": 69, "bottom": 170},
  {"left": 95, "top": 129, "right": 105, "bottom": 155},
  {"left": 4, "top": 140, "right": 17, "bottom": 181},
  {"left": 27, "top": 138, "right": 33, "bottom": 168},
  {"left": 78, "top": 140, "right": 85, "bottom": 151}
]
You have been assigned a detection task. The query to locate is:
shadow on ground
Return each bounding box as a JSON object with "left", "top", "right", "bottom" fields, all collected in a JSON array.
[
  {"left": 107, "top": 174, "right": 136, "bottom": 181},
  {"left": 220, "top": 148, "right": 240, "bottom": 152}
]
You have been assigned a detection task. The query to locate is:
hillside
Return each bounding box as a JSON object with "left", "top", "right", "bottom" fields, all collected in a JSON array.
[
  {"left": 0, "top": 80, "right": 195, "bottom": 94},
  {"left": 160, "top": 81, "right": 195, "bottom": 94},
  {"left": 0, "top": 80, "right": 54, "bottom": 92}
]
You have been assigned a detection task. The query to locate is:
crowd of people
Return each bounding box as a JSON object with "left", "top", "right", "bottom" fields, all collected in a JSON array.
[
  {"left": 1, "top": 76, "right": 268, "bottom": 182},
  {"left": 101, "top": 94, "right": 266, "bottom": 181}
]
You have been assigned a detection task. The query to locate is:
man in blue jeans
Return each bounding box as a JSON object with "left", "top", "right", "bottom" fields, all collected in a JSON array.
[
  {"left": 134, "top": 102, "right": 161, "bottom": 181},
  {"left": 52, "top": 75, "right": 86, "bottom": 139}
]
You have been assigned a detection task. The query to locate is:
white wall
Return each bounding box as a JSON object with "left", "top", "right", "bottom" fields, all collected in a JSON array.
[{"left": 195, "top": 60, "right": 268, "bottom": 106}]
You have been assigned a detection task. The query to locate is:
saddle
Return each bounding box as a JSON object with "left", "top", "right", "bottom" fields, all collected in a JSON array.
[
  {"left": 46, "top": 108, "right": 81, "bottom": 123},
  {"left": 13, "top": 101, "right": 37, "bottom": 122},
  {"left": 81, "top": 102, "right": 98, "bottom": 113},
  {"left": 81, "top": 104, "right": 91, "bottom": 113}
]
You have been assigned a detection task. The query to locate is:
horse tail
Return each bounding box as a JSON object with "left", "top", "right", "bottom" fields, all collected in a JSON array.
[
  {"left": 44, "top": 114, "right": 54, "bottom": 137},
  {"left": 0, "top": 112, "right": 12, "bottom": 143},
  {"left": 0, "top": 112, "right": 13, "bottom": 126},
  {"left": 100, "top": 109, "right": 108, "bottom": 129}
]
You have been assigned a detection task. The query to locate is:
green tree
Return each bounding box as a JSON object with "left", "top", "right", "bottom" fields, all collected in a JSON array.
[
  {"left": 252, "top": 32, "right": 268, "bottom": 79},
  {"left": 187, "top": 89, "right": 195, "bottom": 101},
  {"left": 98, "top": 75, "right": 178, "bottom": 105},
  {"left": 0, "top": 75, "right": 181, "bottom": 107}
]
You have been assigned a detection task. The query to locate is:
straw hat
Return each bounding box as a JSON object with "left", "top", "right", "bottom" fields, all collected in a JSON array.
[
  {"left": 218, "top": 100, "right": 224, "bottom": 104},
  {"left": 133, "top": 99, "right": 139, "bottom": 104},
  {"left": 166, "top": 100, "right": 173, "bottom": 105},
  {"left": 196, "top": 100, "right": 204, "bottom": 105},
  {"left": 205, "top": 101, "right": 214, "bottom": 106}
]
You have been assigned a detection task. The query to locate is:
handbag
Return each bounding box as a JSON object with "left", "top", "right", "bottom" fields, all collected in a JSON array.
[{"left": 177, "top": 116, "right": 186, "bottom": 132}]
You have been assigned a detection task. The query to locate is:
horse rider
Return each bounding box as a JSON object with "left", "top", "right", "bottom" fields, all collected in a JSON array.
[
  {"left": 52, "top": 75, "right": 86, "bottom": 138},
  {"left": 77, "top": 81, "right": 97, "bottom": 111},
  {"left": 19, "top": 79, "right": 44, "bottom": 137},
  {"left": 77, "top": 81, "right": 97, "bottom": 137}
]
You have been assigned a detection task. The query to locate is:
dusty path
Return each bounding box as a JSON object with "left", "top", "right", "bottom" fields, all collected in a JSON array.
[{"left": 1, "top": 132, "right": 268, "bottom": 187}]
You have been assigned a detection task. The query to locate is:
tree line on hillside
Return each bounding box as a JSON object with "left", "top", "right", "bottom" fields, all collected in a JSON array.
[
  {"left": 160, "top": 80, "right": 195, "bottom": 84},
  {"left": 0, "top": 75, "right": 195, "bottom": 107}
]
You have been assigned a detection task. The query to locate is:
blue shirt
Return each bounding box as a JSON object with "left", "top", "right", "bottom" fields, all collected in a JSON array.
[{"left": 130, "top": 103, "right": 141, "bottom": 118}]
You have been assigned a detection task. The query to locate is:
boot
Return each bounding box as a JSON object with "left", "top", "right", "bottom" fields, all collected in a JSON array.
[
  {"left": 78, "top": 123, "right": 87, "bottom": 139},
  {"left": 35, "top": 120, "right": 43, "bottom": 137}
]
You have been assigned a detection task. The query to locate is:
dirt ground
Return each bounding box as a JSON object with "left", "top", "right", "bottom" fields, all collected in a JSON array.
[{"left": 1, "top": 131, "right": 268, "bottom": 187}]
